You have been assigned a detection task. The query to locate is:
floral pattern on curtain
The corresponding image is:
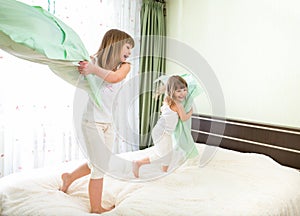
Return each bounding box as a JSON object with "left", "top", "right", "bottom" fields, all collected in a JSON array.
[{"left": 0, "top": 0, "right": 141, "bottom": 177}]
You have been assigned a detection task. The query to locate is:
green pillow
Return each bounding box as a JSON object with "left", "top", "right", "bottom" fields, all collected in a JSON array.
[{"left": 0, "top": 0, "right": 102, "bottom": 108}]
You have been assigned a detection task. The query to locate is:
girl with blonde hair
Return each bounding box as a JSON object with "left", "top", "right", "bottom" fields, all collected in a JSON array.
[
  {"left": 61, "top": 29, "right": 134, "bottom": 214},
  {"left": 133, "top": 75, "right": 193, "bottom": 178}
]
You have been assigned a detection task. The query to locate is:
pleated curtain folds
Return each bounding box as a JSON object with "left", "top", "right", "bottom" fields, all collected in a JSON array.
[{"left": 139, "top": 0, "right": 166, "bottom": 149}]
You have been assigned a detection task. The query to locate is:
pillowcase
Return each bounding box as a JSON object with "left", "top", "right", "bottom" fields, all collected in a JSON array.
[{"left": 0, "top": 0, "right": 102, "bottom": 107}]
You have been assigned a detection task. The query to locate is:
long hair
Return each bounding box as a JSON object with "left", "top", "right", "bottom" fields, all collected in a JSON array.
[
  {"left": 164, "top": 75, "right": 188, "bottom": 107},
  {"left": 94, "top": 29, "right": 135, "bottom": 70}
]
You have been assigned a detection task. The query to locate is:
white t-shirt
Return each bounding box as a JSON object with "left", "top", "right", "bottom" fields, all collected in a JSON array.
[
  {"left": 84, "top": 76, "right": 122, "bottom": 123},
  {"left": 152, "top": 103, "right": 179, "bottom": 143}
]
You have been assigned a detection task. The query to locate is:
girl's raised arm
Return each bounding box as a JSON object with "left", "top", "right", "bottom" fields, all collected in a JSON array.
[{"left": 78, "top": 61, "right": 131, "bottom": 83}]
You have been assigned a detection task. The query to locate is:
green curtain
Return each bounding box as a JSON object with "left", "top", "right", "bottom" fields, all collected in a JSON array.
[{"left": 139, "top": 0, "right": 166, "bottom": 149}]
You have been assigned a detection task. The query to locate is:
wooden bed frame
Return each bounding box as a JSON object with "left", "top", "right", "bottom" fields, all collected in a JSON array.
[{"left": 191, "top": 114, "right": 300, "bottom": 170}]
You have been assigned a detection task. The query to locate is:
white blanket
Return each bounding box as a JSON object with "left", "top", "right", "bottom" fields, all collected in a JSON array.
[{"left": 1, "top": 144, "right": 300, "bottom": 216}]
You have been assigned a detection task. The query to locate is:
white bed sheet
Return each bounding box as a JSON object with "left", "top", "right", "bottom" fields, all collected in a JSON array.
[{"left": 1, "top": 144, "right": 300, "bottom": 216}]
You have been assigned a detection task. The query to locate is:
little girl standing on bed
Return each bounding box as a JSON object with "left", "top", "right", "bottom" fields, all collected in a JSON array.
[
  {"left": 60, "top": 29, "right": 134, "bottom": 214},
  {"left": 133, "top": 75, "right": 193, "bottom": 178}
]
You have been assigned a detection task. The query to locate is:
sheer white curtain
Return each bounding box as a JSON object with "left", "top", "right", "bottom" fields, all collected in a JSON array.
[
  {"left": 99, "top": 0, "right": 141, "bottom": 153},
  {"left": 0, "top": 0, "right": 141, "bottom": 177}
]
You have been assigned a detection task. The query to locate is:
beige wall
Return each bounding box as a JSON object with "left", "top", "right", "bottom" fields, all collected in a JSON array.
[{"left": 166, "top": 0, "right": 300, "bottom": 128}]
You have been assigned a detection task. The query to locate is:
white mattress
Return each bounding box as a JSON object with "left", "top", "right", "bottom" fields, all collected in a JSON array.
[{"left": 1, "top": 144, "right": 300, "bottom": 216}]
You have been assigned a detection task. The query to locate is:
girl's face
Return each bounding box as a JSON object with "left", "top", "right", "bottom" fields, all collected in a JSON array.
[
  {"left": 173, "top": 87, "right": 188, "bottom": 102},
  {"left": 120, "top": 43, "right": 133, "bottom": 62}
]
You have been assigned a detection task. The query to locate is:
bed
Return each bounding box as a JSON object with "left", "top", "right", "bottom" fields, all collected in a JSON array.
[{"left": 1, "top": 115, "right": 300, "bottom": 216}]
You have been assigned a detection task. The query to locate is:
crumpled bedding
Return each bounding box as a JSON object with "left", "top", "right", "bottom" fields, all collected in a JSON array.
[{"left": 1, "top": 144, "right": 300, "bottom": 216}]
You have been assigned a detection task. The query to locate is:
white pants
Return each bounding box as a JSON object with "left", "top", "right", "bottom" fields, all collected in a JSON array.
[
  {"left": 149, "top": 132, "right": 173, "bottom": 166},
  {"left": 82, "top": 120, "right": 114, "bottom": 179}
]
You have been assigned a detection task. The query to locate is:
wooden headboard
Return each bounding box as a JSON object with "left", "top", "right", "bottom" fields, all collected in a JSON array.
[{"left": 191, "top": 114, "right": 300, "bottom": 170}]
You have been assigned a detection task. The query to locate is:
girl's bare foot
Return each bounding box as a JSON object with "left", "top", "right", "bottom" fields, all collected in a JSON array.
[
  {"left": 60, "top": 173, "right": 72, "bottom": 192},
  {"left": 91, "top": 205, "right": 115, "bottom": 214},
  {"left": 132, "top": 160, "right": 140, "bottom": 178},
  {"left": 162, "top": 165, "right": 169, "bottom": 173},
  {"left": 101, "top": 205, "right": 115, "bottom": 213}
]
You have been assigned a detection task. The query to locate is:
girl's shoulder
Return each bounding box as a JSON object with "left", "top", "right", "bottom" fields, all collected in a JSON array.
[
  {"left": 121, "top": 61, "right": 131, "bottom": 65},
  {"left": 113, "top": 61, "right": 131, "bottom": 71},
  {"left": 163, "top": 97, "right": 178, "bottom": 113},
  {"left": 119, "top": 61, "right": 131, "bottom": 68},
  {"left": 169, "top": 103, "right": 178, "bottom": 113},
  {"left": 171, "top": 101, "right": 185, "bottom": 113}
]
